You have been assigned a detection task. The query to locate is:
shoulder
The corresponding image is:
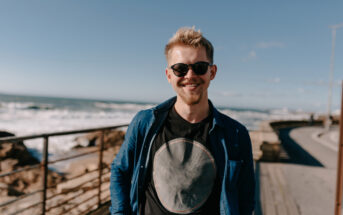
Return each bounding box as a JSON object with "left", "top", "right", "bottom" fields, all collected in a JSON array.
[
  {"left": 129, "top": 108, "right": 155, "bottom": 132},
  {"left": 130, "top": 97, "right": 176, "bottom": 129},
  {"left": 132, "top": 108, "right": 154, "bottom": 122}
]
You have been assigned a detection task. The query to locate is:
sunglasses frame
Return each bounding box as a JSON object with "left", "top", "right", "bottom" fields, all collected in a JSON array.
[{"left": 170, "top": 61, "right": 212, "bottom": 77}]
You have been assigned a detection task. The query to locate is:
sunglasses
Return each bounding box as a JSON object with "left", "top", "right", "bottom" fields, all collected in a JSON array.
[{"left": 170, "top": 61, "right": 212, "bottom": 77}]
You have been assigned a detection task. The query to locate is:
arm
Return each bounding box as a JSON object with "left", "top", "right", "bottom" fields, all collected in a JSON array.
[
  {"left": 110, "top": 114, "right": 141, "bottom": 215},
  {"left": 238, "top": 127, "right": 256, "bottom": 215}
]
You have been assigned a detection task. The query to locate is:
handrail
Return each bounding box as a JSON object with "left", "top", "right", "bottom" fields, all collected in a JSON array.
[
  {"left": 0, "top": 124, "right": 128, "bottom": 215},
  {"left": 0, "top": 164, "right": 41, "bottom": 178},
  {"left": 48, "top": 149, "right": 100, "bottom": 164},
  {"left": 0, "top": 124, "right": 128, "bottom": 143}
]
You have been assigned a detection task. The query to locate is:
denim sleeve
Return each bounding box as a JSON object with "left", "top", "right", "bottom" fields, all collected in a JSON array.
[
  {"left": 110, "top": 113, "right": 141, "bottom": 215},
  {"left": 238, "top": 127, "right": 256, "bottom": 215}
]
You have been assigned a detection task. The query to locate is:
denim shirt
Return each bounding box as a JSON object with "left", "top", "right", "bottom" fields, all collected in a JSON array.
[{"left": 110, "top": 97, "right": 255, "bottom": 215}]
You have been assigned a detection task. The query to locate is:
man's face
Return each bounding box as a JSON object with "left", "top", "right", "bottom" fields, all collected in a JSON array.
[{"left": 166, "top": 45, "right": 217, "bottom": 105}]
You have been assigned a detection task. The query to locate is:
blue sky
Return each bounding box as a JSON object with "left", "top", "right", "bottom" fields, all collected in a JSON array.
[{"left": 0, "top": 1, "right": 343, "bottom": 112}]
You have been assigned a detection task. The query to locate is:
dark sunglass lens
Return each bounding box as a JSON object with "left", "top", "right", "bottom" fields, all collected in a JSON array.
[
  {"left": 172, "top": 63, "right": 188, "bottom": 76},
  {"left": 193, "top": 62, "right": 209, "bottom": 75}
]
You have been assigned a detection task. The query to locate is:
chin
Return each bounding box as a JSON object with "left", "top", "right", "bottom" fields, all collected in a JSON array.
[{"left": 179, "top": 94, "right": 202, "bottom": 105}]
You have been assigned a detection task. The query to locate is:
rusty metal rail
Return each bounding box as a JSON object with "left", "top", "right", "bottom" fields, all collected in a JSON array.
[{"left": 0, "top": 124, "right": 128, "bottom": 215}]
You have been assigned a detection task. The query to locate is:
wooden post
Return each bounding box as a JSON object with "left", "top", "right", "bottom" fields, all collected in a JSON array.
[
  {"left": 97, "top": 131, "right": 105, "bottom": 207},
  {"left": 41, "top": 136, "right": 49, "bottom": 215},
  {"left": 335, "top": 81, "right": 343, "bottom": 215}
]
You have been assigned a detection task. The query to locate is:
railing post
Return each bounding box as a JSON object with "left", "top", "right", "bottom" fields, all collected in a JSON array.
[
  {"left": 97, "top": 130, "right": 105, "bottom": 207},
  {"left": 41, "top": 136, "right": 49, "bottom": 215}
]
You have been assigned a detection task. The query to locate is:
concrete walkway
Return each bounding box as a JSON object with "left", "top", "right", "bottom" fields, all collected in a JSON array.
[{"left": 256, "top": 126, "right": 338, "bottom": 215}]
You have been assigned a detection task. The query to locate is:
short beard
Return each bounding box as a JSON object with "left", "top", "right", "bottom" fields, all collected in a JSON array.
[
  {"left": 179, "top": 93, "right": 202, "bottom": 105},
  {"left": 176, "top": 78, "right": 205, "bottom": 105}
]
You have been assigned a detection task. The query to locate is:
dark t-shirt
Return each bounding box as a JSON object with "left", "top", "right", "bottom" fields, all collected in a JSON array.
[{"left": 142, "top": 107, "right": 221, "bottom": 215}]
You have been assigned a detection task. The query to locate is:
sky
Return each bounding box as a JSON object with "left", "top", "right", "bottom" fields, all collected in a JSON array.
[{"left": 0, "top": 1, "right": 343, "bottom": 112}]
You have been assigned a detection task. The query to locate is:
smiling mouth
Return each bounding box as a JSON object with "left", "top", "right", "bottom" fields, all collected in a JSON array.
[{"left": 182, "top": 83, "right": 199, "bottom": 87}]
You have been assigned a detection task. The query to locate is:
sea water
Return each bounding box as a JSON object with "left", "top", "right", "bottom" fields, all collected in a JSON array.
[{"left": 0, "top": 93, "right": 311, "bottom": 156}]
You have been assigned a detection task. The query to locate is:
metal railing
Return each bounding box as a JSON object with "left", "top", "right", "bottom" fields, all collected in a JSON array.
[{"left": 0, "top": 124, "right": 128, "bottom": 215}]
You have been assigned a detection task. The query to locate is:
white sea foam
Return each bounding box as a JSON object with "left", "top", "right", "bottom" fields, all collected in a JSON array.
[
  {"left": 94, "top": 102, "right": 154, "bottom": 111},
  {"left": 0, "top": 101, "right": 35, "bottom": 109},
  {"left": 220, "top": 107, "right": 311, "bottom": 130},
  {"left": 0, "top": 103, "right": 135, "bottom": 157},
  {"left": 0, "top": 96, "right": 312, "bottom": 157}
]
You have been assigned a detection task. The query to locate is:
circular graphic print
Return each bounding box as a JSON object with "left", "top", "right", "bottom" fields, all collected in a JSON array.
[{"left": 153, "top": 138, "right": 216, "bottom": 214}]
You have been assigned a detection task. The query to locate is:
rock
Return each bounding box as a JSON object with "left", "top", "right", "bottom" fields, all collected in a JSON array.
[
  {"left": 0, "top": 182, "right": 24, "bottom": 197},
  {"left": 74, "top": 131, "right": 101, "bottom": 147},
  {"left": 0, "top": 168, "right": 65, "bottom": 196},
  {"left": 0, "top": 131, "right": 15, "bottom": 138},
  {"left": 0, "top": 159, "right": 19, "bottom": 172},
  {"left": 74, "top": 130, "right": 125, "bottom": 149},
  {"left": 105, "top": 130, "right": 125, "bottom": 148},
  {"left": 0, "top": 131, "right": 40, "bottom": 169},
  {"left": 0, "top": 130, "right": 65, "bottom": 198}
]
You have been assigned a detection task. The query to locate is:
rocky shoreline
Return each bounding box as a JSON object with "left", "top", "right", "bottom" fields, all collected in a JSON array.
[{"left": 0, "top": 129, "right": 125, "bottom": 215}]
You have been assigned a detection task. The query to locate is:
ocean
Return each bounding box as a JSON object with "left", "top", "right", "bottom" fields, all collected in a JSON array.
[{"left": 0, "top": 93, "right": 311, "bottom": 156}]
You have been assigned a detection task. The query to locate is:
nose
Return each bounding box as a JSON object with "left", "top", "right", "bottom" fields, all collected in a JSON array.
[{"left": 184, "top": 66, "right": 197, "bottom": 78}]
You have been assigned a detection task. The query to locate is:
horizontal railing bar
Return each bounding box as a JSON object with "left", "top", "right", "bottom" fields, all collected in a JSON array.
[
  {"left": 0, "top": 152, "right": 116, "bottom": 180},
  {"left": 83, "top": 205, "right": 98, "bottom": 215},
  {"left": 46, "top": 166, "right": 110, "bottom": 192},
  {"left": 46, "top": 185, "right": 98, "bottom": 212},
  {"left": 101, "top": 177, "right": 110, "bottom": 183},
  {"left": 0, "top": 124, "right": 128, "bottom": 143},
  {"left": 0, "top": 189, "right": 43, "bottom": 208},
  {"left": 46, "top": 169, "right": 107, "bottom": 199},
  {"left": 9, "top": 201, "right": 42, "bottom": 215},
  {"left": 47, "top": 175, "right": 99, "bottom": 202},
  {"left": 48, "top": 149, "right": 100, "bottom": 164},
  {"left": 100, "top": 188, "right": 110, "bottom": 195},
  {"left": 101, "top": 194, "right": 111, "bottom": 202},
  {"left": 0, "top": 164, "right": 41, "bottom": 178},
  {"left": 100, "top": 193, "right": 110, "bottom": 198},
  {"left": 57, "top": 193, "right": 97, "bottom": 215},
  {"left": 84, "top": 201, "right": 111, "bottom": 215}
]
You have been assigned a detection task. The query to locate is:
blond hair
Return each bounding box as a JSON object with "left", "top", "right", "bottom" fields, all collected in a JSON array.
[{"left": 164, "top": 27, "right": 214, "bottom": 63}]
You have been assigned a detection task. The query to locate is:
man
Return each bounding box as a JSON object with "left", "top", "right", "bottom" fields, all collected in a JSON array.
[{"left": 110, "top": 27, "right": 255, "bottom": 215}]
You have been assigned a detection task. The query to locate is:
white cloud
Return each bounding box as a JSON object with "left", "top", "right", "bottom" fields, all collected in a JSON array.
[
  {"left": 267, "top": 77, "right": 281, "bottom": 83},
  {"left": 242, "top": 41, "right": 284, "bottom": 62},
  {"left": 242, "top": 50, "right": 257, "bottom": 62},
  {"left": 249, "top": 50, "right": 256, "bottom": 58},
  {"left": 255, "top": 41, "right": 285, "bottom": 49}
]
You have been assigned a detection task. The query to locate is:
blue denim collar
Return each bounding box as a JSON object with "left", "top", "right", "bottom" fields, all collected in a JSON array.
[{"left": 153, "top": 96, "right": 225, "bottom": 129}]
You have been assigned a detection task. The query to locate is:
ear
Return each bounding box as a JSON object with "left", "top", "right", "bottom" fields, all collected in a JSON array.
[
  {"left": 166, "top": 68, "right": 171, "bottom": 83},
  {"left": 210, "top": 65, "right": 217, "bottom": 80}
]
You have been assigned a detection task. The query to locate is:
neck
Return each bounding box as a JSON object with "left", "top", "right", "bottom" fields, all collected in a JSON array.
[{"left": 174, "top": 97, "right": 210, "bottom": 123}]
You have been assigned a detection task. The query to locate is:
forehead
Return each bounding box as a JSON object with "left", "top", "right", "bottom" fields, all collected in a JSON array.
[{"left": 168, "top": 45, "right": 208, "bottom": 65}]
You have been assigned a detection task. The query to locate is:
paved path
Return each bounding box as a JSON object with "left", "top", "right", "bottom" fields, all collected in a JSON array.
[{"left": 258, "top": 126, "right": 339, "bottom": 215}]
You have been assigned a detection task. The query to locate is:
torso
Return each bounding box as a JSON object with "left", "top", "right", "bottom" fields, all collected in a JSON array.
[{"left": 142, "top": 106, "right": 221, "bottom": 215}]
